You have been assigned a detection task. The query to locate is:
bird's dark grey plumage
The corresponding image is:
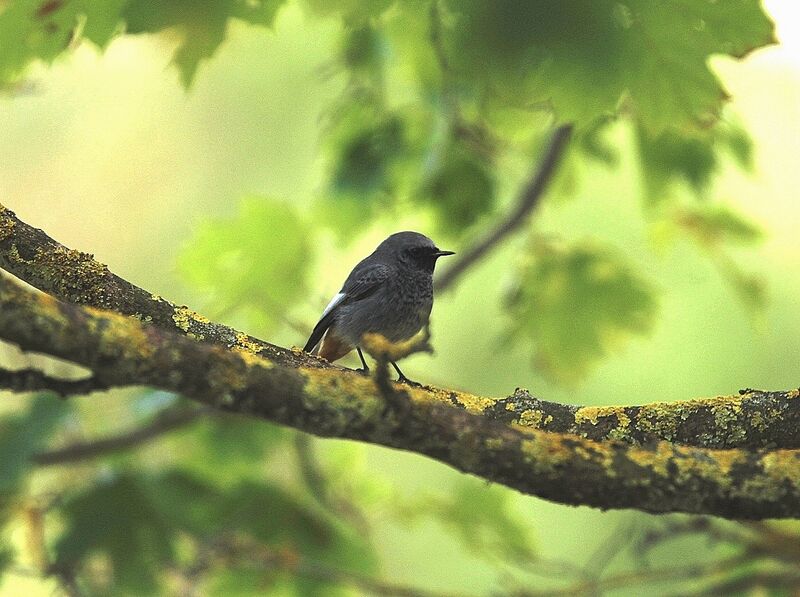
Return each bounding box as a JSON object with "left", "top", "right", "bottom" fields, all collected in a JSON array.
[{"left": 303, "top": 231, "right": 453, "bottom": 383}]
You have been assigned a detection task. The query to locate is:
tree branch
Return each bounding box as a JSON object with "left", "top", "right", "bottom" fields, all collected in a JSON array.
[
  {"left": 0, "top": 367, "right": 110, "bottom": 397},
  {"left": 0, "top": 274, "right": 799, "bottom": 519},
  {"left": 32, "top": 405, "right": 208, "bottom": 466},
  {"left": 484, "top": 387, "right": 800, "bottom": 449},
  {"left": 5, "top": 207, "right": 794, "bottom": 451},
  {"left": 0, "top": 204, "right": 316, "bottom": 370},
  {"left": 435, "top": 124, "right": 573, "bottom": 291}
]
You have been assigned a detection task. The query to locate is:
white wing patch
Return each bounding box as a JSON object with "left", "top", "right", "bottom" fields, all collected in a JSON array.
[{"left": 321, "top": 292, "right": 346, "bottom": 319}]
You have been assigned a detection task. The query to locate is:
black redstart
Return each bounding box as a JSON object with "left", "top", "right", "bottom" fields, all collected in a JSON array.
[{"left": 303, "top": 231, "right": 454, "bottom": 384}]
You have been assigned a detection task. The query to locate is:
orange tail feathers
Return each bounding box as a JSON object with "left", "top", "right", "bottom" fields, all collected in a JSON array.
[{"left": 318, "top": 328, "right": 354, "bottom": 362}]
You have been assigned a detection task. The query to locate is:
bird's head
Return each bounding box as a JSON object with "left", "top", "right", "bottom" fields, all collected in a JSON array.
[{"left": 377, "top": 231, "right": 455, "bottom": 273}]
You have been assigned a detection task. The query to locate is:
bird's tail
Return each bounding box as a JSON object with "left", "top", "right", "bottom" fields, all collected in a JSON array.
[{"left": 303, "top": 310, "right": 336, "bottom": 353}]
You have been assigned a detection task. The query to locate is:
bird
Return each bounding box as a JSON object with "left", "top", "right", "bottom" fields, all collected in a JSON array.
[{"left": 303, "top": 231, "right": 454, "bottom": 384}]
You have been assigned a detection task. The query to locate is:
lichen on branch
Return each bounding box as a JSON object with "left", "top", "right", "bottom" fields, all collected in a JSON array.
[
  {"left": 2, "top": 204, "right": 799, "bottom": 451},
  {"left": 1, "top": 273, "right": 800, "bottom": 519}
]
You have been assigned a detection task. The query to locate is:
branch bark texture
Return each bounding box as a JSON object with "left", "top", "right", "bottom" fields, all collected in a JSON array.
[{"left": 1, "top": 204, "right": 799, "bottom": 519}]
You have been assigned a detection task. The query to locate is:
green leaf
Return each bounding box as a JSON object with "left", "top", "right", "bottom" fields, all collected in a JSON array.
[
  {"left": 677, "top": 204, "right": 763, "bottom": 247},
  {"left": 443, "top": 0, "right": 774, "bottom": 130},
  {"left": 419, "top": 130, "right": 496, "bottom": 236},
  {"left": 637, "top": 126, "right": 719, "bottom": 203},
  {"left": 0, "top": 0, "right": 287, "bottom": 87},
  {"left": 177, "top": 196, "right": 312, "bottom": 333},
  {"left": 145, "top": 472, "right": 377, "bottom": 596},
  {"left": 54, "top": 473, "right": 176, "bottom": 594},
  {"left": 122, "top": 0, "right": 286, "bottom": 87},
  {"left": 172, "top": 416, "right": 288, "bottom": 483},
  {"left": 329, "top": 107, "right": 409, "bottom": 196},
  {"left": 505, "top": 241, "right": 659, "bottom": 384},
  {"left": 0, "top": 395, "right": 69, "bottom": 495},
  {"left": 637, "top": 118, "right": 755, "bottom": 205},
  {"left": 0, "top": 395, "right": 67, "bottom": 578},
  {"left": 404, "top": 478, "right": 536, "bottom": 565},
  {"left": 0, "top": 0, "right": 121, "bottom": 84},
  {"left": 230, "top": 0, "right": 287, "bottom": 27}
]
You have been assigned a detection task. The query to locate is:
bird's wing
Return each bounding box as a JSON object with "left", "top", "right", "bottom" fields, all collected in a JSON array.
[{"left": 303, "top": 263, "right": 391, "bottom": 352}]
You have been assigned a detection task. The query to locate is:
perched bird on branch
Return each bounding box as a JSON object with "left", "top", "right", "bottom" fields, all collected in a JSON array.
[{"left": 303, "top": 231, "right": 454, "bottom": 384}]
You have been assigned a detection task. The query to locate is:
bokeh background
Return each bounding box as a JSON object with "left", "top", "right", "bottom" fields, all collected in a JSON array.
[{"left": 0, "top": 0, "right": 799, "bottom": 595}]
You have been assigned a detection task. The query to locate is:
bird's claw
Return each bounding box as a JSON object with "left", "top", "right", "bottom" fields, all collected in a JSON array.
[{"left": 396, "top": 375, "right": 421, "bottom": 387}]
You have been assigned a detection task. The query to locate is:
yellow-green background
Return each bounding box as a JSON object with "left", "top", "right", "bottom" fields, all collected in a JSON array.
[{"left": 1, "top": 1, "right": 798, "bottom": 594}]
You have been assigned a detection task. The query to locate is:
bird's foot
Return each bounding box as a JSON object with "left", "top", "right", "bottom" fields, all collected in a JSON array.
[
  {"left": 355, "top": 366, "right": 370, "bottom": 376},
  {"left": 396, "top": 374, "right": 421, "bottom": 387}
]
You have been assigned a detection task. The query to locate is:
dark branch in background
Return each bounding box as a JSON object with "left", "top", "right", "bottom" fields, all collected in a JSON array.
[
  {"left": 1, "top": 274, "right": 800, "bottom": 519},
  {"left": 435, "top": 124, "right": 573, "bottom": 291},
  {"left": 0, "top": 367, "right": 110, "bottom": 397},
  {"left": 185, "top": 534, "right": 464, "bottom": 597},
  {"left": 519, "top": 519, "right": 800, "bottom": 596},
  {"left": 32, "top": 405, "right": 208, "bottom": 466},
  {"left": 519, "top": 553, "right": 753, "bottom": 597}
]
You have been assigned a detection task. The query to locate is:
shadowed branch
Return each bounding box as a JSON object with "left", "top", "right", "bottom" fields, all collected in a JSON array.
[
  {"left": 32, "top": 405, "right": 208, "bottom": 466},
  {"left": 0, "top": 367, "right": 111, "bottom": 397}
]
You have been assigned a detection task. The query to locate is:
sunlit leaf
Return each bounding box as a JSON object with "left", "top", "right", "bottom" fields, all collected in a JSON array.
[
  {"left": 0, "top": 0, "right": 121, "bottom": 84},
  {"left": 121, "top": 0, "right": 287, "bottom": 87},
  {"left": 0, "top": 0, "right": 287, "bottom": 87},
  {"left": 177, "top": 196, "right": 312, "bottom": 333},
  {"left": 677, "top": 204, "right": 763, "bottom": 247},
  {"left": 505, "top": 241, "right": 659, "bottom": 384},
  {"left": 0, "top": 546, "right": 11, "bottom": 575},
  {"left": 638, "top": 127, "right": 718, "bottom": 203}
]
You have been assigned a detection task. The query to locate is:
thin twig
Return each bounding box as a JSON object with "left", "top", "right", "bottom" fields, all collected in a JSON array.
[
  {"left": 435, "top": 124, "right": 573, "bottom": 291},
  {"left": 198, "top": 534, "right": 467, "bottom": 597},
  {"left": 32, "top": 405, "right": 208, "bottom": 466},
  {"left": 518, "top": 552, "right": 753, "bottom": 597}
]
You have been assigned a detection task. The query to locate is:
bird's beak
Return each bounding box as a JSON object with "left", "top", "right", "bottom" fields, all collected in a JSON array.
[{"left": 433, "top": 250, "right": 455, "bottom": 258}]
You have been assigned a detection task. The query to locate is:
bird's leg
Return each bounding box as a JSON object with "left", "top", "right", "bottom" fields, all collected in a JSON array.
[
  {"left": 355, "top": 347, "right": 370, "bottom": 375},
  {"left": 391, "top": 361, "right": 420, "bottom": 387}
]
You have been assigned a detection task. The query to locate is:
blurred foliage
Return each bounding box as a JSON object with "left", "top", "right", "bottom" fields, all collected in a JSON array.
[
  {"left": 397, "top": 478, "right": 537, "bottom": 566},
  {"left": 0, "top": 395, "right": 69, "bottom": 569},
  {"left": 177, "top": 196, "right": 313, "bottom": 332},
  {"left": 637, "top": 116, "right": 754, "bottom": 205},
  {"left": 0, "top": 0, "right": 786, "bottom": 594},
  {"left": 0, "top": 0, "right": 287, "bottom": 87},
  {"left": 505, "top": 240, "right": 658, "bottom": 384},
  {"left": 0, "top": 396, "right": 69, "bottom": 497},
  {"left": 53, "top": 470, "right": 375, "bottom": 595}
]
